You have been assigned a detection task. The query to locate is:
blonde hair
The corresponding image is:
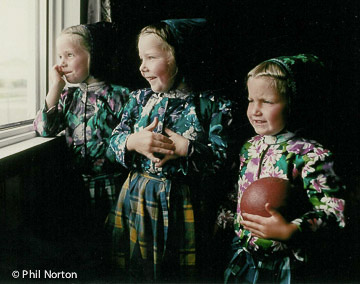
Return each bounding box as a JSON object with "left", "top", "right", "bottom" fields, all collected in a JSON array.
[
  {"left": 138, "top": 23, "right": 176, "bottom": 63},
  {"left": 247, "top": 61, "right": 290, "bottom": 99},
  {"left": 60, "top": 25, "right": 91, "bottom": 54}
]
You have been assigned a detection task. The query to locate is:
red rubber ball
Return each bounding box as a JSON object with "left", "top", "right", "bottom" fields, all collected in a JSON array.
[{"left": 240, "top": 177, "right": 290, "bottom": 218}]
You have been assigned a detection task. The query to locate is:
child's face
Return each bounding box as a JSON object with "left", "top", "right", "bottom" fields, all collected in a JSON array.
[
  {"left": 247, "top": 77, "right": 287, "bottom": 136},
  {"left": 56, "top": 34, "right": 90, "bottom": 84},
  {"left": 138, "top": 33, "right": 177, "bottom": 93}
]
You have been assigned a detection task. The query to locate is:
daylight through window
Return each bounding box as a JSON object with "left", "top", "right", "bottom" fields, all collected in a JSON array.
[{"left": 0, "top": 0, "right": 39, "bottom": 127}]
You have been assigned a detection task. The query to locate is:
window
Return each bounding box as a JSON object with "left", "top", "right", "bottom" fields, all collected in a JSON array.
[
  {"left": 0, "top": 0, "right": 40, "bottom": 127},
  {"left": 0, "top": 0, "right": 81, "bottom": 149}
]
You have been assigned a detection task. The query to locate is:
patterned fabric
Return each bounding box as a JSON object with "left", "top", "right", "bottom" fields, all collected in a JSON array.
[
  {"left": 234, "top": 131, "right": 345, "bottom": 261},
  {"left": 224, "top": 246, "right": 292, "bottom": 284},
  {"left": 110, "top": 88, "right": 231, "bottom": 177},
  {"left": 33, "top": 81, "right": 130, "bottom": 175},
  {"left": 83, "top": 172, "right": 123, "bottom": 226},
  {"left": 33, "top": 81, "right": 130, "bottom": 225},
  {"left": 108, "top": 172, "right": 195, "bottom": 280},
  {"left": 162, "top": 18, "right": 207, "bottom": 47},
  {"left": 106, "top": 87, "right": 232, "bottom": 280},
  {"left": 266, "top": 54, "right": 323, "bottom": 97}
]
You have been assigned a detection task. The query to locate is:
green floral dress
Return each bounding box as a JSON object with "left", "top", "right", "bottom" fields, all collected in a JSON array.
[
  {"left": 33, "top": 82, "right": 130, "bottom": 225},
  {"left": 224, "top": 131, "right": 346, "bottom": 283},
  {"left": 106, "top": 87, "right": 232, "bottom": 281}
]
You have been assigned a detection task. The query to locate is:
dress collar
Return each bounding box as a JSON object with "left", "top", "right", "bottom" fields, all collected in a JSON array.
[
  {"left": 263, "top": 131, "right": 296, "bottom": 145},
  {"left": 78, "top": 81, "right": 106, "bottom": 93},
  {"left": 151, "top": 87, "right": 191, "bottom": 99}
]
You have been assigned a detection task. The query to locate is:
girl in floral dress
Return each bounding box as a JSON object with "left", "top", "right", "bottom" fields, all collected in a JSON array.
[
  {"left": 106, "top": 18, "right": 232, "bottom": 282},
  {"left": 222, "top": 54, "right": 345, "bottom": 283},
  {"left": 33, "top": 22, "right": 130, "bottom": 248}
]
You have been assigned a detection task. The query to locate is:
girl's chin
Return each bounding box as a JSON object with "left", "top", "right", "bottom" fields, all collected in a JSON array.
[{"left": 150, "top": 86, "right": 170, "bottom": 93}]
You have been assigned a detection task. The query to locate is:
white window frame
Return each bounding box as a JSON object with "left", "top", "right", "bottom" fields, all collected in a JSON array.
[{"left": 0, "top": 0, "right": 81, "bottom": 151}]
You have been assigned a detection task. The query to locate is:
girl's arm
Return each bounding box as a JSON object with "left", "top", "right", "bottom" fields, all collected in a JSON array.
[
  {"left": 156, "top": 93, "right": 233, "bottom": 175},
  {"left": 33, "top": 65, "right": 67, "bottom": 136},
  {"left": 45, "top": 65, "right": 66, "bottom": 109},
  {"left": 292, "top": 150, "right": 346, "bottom": 233},
  {"left": 185, "top": 94, "right": 233, "bottom": 175}
]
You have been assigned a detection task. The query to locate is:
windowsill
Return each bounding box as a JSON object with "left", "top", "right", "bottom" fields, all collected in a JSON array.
[
  {"left": 0, "top": 136, "right": 58, "bottom": 160},
  {"left": 0, "top": 134, "right": 67, "bottom": 182}
]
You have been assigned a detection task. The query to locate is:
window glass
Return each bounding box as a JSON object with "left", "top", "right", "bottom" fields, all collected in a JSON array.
[{"left": 0, "top": 0, "right": 38, "bottom": 126}]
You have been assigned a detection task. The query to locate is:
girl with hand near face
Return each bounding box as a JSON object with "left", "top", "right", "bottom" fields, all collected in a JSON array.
[
  {"left": 106, "top": 19, "right": 233, "bottom": 282},
  {"left": 33, "top": 22, "right": 130, "bottom": 256}
]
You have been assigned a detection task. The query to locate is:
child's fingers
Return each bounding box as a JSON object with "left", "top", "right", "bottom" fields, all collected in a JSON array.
[
  {"left": 155, "top": 156, "right": 169, "bottom": 167},
  {"left": 150, "top": 146, "right": 174, "bottom": 155},
  {"left": 241, "top": 220, "right": 263, "bottom": 235},
  {"left": 146, "top": 153, "right": 160, "bottom": 164},
  {"left": 153, "top": 133, "right": 175, "bottom": 146},
  {"left": 151, "top": 138, "right": 175, "bottom": 151},
  {"left": 265, "top": 203, "right": 279, "bottom": 216},
  {"left": 144, "top": 117, "right": 159, "bottom": 131},
  {"left": 164, "top": 128, "right": 175, "bottom": 137},
  {"left": 242, "top": 212, "right": 266, "bottom": 224},
  {"left": 53, "top": 65, "right": 64, "bottom": 75}
]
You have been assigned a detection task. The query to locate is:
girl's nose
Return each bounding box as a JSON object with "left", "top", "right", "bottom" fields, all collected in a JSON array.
[
  {"left": 60, "top": 58, "right": 67, "bottom": 67},
  {"left": 251, "top": 103, "right": 261, "bottom": 115},
  {"left": 139, "top": 61, "right": 147, "bottom": 72}
]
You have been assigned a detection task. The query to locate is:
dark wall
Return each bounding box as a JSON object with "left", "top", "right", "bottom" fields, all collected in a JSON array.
[
  {"left": 111, "top": 0, "right": 359, "bottom": 177},
  {"left": 110, "top": 0, "right": 360, "bottom": 281}
]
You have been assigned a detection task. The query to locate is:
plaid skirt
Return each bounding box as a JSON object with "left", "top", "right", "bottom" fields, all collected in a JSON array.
[
  {"left": 224, "top": 247, "right": 292, "bottom": 284},
  {"left": 82, "top": 172, "right": 124, "bottom": 228},
  {"left": 106, "top": 171, "right": 196, "bottom": 281}
]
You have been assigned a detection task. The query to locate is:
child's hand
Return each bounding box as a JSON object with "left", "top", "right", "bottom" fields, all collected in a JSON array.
[
  {"left": 126, "top": 117, "right": 175, "bottom": 163},
  {"left": 240, "top": 203, "right": 298, "bottom": 241},
  {"left": 49, "top": 65, "right": 66, "bottom": 89},
  {"left": 45, "top": 65, "right": 67, "bottom": 108},
  {"left": 154, "top": 128, "right": 189, "bottom": 167}
]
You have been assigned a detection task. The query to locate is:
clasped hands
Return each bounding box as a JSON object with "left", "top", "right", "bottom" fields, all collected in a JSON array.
[{"left": 126, "top": 117, "right": 189, "bottom": 167}]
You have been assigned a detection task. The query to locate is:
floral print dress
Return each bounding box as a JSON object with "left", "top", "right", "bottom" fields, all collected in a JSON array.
[
  {"left": 222, "top": 131, "right": 345, "bottom": 283},
  {"left": 106, "top": 88, "right": 232, "bottom": 281},
  {"left": 33, "top": 82, "right": 130, "bottom": 223},
  {"left": 235, "top": 131, "right": 345, "bottom": 260}
]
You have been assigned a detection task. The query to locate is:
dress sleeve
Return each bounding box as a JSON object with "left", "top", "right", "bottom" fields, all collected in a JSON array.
[
  {"left": 109, "top": 90, "right": 140, "bottom": 168},
  {"left": 33, "top": 89, "right": 70, "bottom": 136},
  {"left": 292, "top": 147, "right": 346, "bottom": 234},
  {"left": 185, "top": 93, "right": 233, "bottom": 176}
]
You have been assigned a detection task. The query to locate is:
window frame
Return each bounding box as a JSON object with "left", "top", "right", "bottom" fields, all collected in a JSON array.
[{"left": 0, "top": 0, "right": 81, "bottom": 150}]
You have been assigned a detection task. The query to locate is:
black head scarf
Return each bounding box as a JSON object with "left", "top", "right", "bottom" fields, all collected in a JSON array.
[
  {"left": 265, "top": 54, "right": 329, "bottom": 140},
  {"left": 265, "top": 54, "right": 324, "bottom": 98},
  {"left": 82, "top": 21, "right": 120, "bottom": 81},
  {"left": 161, "top": 18, "right": 208, "bottom": 90},
  {"left": 161, "top": 18, "right": 207, "bottom": 48}
]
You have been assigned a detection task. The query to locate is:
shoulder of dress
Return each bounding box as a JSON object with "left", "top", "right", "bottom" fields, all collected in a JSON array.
[
  {"left": 199, "top": 90, "right": 232, "bottom": 106},
  {"left": 109, "top": 84, "right": 131, "bottom": 93},
  {"left": 127, "top": 88, "right": 153, "bottom": 104},
  {"left": 285, "top": 136, "right": 333, "bottom": 156}
]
